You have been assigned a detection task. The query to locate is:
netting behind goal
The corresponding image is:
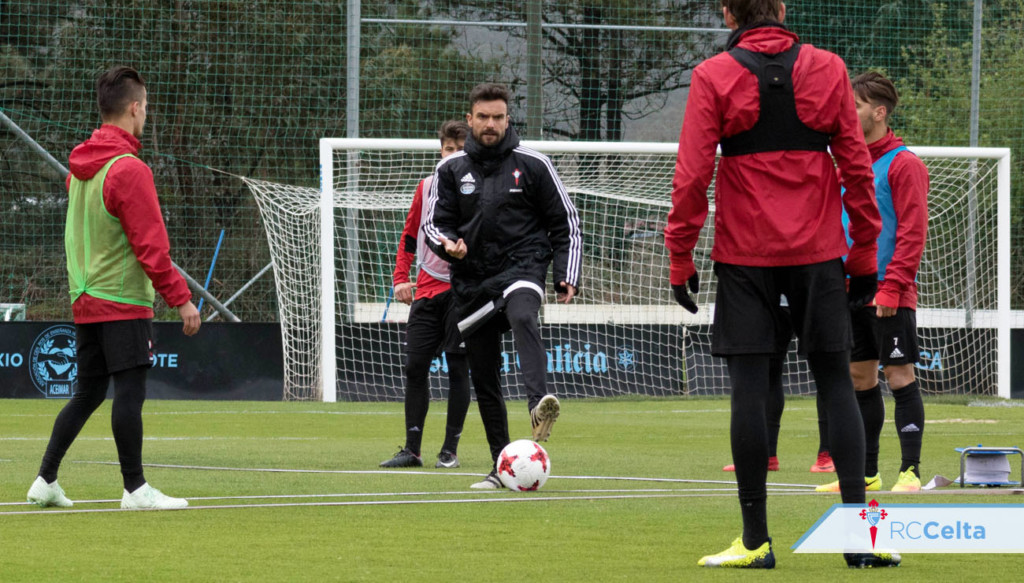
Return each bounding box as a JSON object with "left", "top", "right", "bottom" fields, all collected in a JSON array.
[{"left": 246, "top": 140, "right": 1014, "bottom": 401}]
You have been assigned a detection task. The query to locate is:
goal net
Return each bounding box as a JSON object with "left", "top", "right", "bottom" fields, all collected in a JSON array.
[{"left": 246, "top": 140, "right": 1015, "bottom": 401}]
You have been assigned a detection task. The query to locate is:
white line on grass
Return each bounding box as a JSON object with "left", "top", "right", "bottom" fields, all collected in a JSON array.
[
  {"left": 7, "top": 486, "right": 1020, "bottom": 517},
  {"left": 2, "top": 487, "right": 746, "bottom": 507},
  {"left": 1, "top": 410, "right": 400, "bottom": 418},
  {"left": 74, "top": 460, "right": 819, "bottom": 488},
  {"left": 6, "top": 483, "right": 1018, "bottom": 511},
  {"left": 968, "top": 400, "right": 1024, "bottom": 408},
  {"left": 180, "top": 487, "right": 751, "bottom": 500},
  {"left": 589, "top": 407, "right": 816, "bottom": 415},
  {"left": 143, "top": 410, "right": 400, "bottom": 416},
  {"left": 72, "top": 462, "right": 1024, "bottom": 495},
  {"left": 2, "top": 407, "right": 819, "bottom": 418},
  {"left": 2, "top": 436, "right": 323, "bottom": 442},
  {"left": 0, "top": 492, "right": 747, "bottom": 516},
  {"left": 74, "top": 460, "right": 487, "bottom": 478}
]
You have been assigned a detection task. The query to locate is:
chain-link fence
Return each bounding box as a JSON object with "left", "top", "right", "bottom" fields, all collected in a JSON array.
[{"left": 2, "top": 0, "right": 1022, "bottom": 321}]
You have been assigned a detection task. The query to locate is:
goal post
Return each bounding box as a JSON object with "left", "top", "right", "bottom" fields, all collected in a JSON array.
[
  {"left": 997, "top": 148, "right": 1012, "bottom": 400},
  {"left": 318, "top": 140, "right": 337, "bottom": 402},
  {"left": 248, "top": 139, "right": 1015, "bottom": 401}
]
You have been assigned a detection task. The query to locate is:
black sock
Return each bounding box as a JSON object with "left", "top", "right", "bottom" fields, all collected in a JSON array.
[
  {"left": 441, "top": 426, "right": 461, "bottom": 456},
  {"left": 815, "top": 390, "right": 829, "bottom": 454},
  {"left": 38, "top": 374, "right": 109, "bottom": 483},
  {"left": 726, "top": 355, "right": 770, "bottom": 550},
  {"left": 739, "top": 500, "right": 768, "bottom": 551},
  {"left": 892, "top": 380, "right": 924, "bottom": 476},
  {"left": 441, "top": 354, "right": 470, "bottom": 454},
  {"left": 767, "top": 357, "right": 784, "bottom": 458},
  {"left": 112, "top": 367, "right": 148, "bottom": 492},
  {"left": 403, "top": 351, "right": 435, "bottom": 455},
  {"left": 856, "top": 385, "right": 884, "bottom": 477},
  {"left": 807, "top": 351, "right": 866, "bottom": 505}
]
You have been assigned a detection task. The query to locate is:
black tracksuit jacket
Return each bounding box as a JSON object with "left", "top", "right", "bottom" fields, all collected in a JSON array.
[{"left": 423, "top": 125, "right": 582, "bottom": 314}]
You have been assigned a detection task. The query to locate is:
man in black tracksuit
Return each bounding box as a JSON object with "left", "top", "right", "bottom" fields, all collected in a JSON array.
[{"left": 423, "top": 83, "right": 582, "bottom": 489}]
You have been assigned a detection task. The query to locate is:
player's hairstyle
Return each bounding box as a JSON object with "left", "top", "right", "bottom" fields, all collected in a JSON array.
[
  {"left": 97, "top": 65, "right": 146, "bottom": 120},
  {"left": 720, "top": 0, "right": 783, "bottom": 27},
  {"left": 852, "top": 71, "right": 899, "bottom": 120},
  {"left": 438, "top": 119, "right": 470, "bottom": 143},
  {"left": 468, "top": 83, "right": 510, "bottom": 109}
]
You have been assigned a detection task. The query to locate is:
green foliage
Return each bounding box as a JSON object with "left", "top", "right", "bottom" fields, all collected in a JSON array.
[
  {"left": 788, "top": 0, "right": 942, "bottom": 79},
  {"left": 899, "top": 0, "right": 1024, "bottom": 307},
  {"left": 361, "top": 3, "right": 500, "bottom": 138},
  {"left": 1, "top": 1, "right": 350, "bottom": 320}
]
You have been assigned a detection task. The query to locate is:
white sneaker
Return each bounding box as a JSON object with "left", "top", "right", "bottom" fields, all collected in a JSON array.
[
  {"left": 530, "top": 395, "right": 560, "bottom": 442},
  {"left": 470, "top": 471, "right": 502, "bottom": 490},
  {"left": 121, "top": 483, "right": 188, "bottom": 510},
  {"left": 27, "top": 476, "right": 74, "bottom": 508}
]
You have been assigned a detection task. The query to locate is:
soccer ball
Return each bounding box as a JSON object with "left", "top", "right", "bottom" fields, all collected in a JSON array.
[{"left": 496, "top": 439, "right": 551, "bottom": 491}]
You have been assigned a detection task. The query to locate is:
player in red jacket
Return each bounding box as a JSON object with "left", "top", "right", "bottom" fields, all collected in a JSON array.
[
  {"left": 379, "top": 120, "right": 472, "bottom": 470},
  {"left": 665, "top": 1, "right": 895, "bottom": 569},
  {"left": 816, "top": 72, "right": 930, "bottom": 495},
  {"left": 27, "top": 66, "right": 200, "bottom": 511}
]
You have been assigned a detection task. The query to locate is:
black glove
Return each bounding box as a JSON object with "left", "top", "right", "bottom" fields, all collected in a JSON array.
[
  {"left": 847, "top": 274, "right": 878, "bottom": 311},
  {"left": 672, "top": 272, "right": 700, "bottom": 314}
]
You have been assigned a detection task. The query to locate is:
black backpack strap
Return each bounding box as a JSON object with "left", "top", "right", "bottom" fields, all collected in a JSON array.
[{"left": 719, "top": 44, "right": 831, "bottom": 157}]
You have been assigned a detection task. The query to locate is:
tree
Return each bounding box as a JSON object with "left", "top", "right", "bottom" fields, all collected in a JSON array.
[
  {"left": 0, "top": 0, "right": 353, "bottom": 319},
  {"left": 360, "top": 3, "right": 500, "bottom": 138},
  {"left": 785, "top": 0, "right": 937, "bottom": 81},
  {"left": 434, "top": 0, "right": 718, "bottom": 140},
  {"left": 897, "top": 0, "right": 1024, "bottom": 308},
  {"left": 1, "top": 0, "right": 498, "bottom": 319}
]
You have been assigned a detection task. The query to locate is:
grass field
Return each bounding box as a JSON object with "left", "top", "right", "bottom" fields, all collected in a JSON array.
[{"left": 2, "top": 396, "right": 1023, "bottom": 581}]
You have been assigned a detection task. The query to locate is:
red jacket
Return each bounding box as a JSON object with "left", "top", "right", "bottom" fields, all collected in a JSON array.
[
  {"left": 665, "top": 26, "right": 880, "bottom": 284},
  {"left": 392, "top": 178, "right": 450, "bottom": 300},
  {"left": 869, "top": 130, "right": 929, "bottom": 310},
  {"left": 66, "top": 124, "right": 192, "bottom": 323}
]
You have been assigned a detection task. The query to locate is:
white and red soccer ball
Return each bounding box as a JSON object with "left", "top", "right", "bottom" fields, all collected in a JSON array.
[{"left": 496, "top": 439, "right": 551, "bottom": 491}]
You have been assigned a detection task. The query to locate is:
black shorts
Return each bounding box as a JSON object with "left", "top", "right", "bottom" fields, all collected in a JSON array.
[
  {"left": 712, "top": 259, "right": 851, "bottom": 356},
  {"left": 405, "top": 289, "right": 465, "bottom": 356},
  {"left": 850, "top": 306, "right": 919, "bottom": 366},
  {"left": 75, "top": 319, "right": 154, "bottom": 377}
]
